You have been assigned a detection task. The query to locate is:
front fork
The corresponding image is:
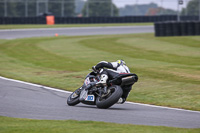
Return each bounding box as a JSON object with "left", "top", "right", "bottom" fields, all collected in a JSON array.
[{"left": 80, "top": 82, "right": 109, "bottom": 101}]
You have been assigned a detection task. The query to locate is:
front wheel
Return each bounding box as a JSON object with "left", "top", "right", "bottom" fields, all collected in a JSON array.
[
  {"left": 67, "top": 88, "right": 80, "bottom": 106},
  {"left": 96, "top": 85, "right": 123, "bottom": 109}
]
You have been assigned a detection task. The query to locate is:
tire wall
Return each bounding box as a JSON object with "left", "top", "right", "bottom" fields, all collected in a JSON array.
[
  {"left": 154, "top": 21, "right": 200, "bottom": 37},
  {"left": 0, "top": 15, "right": 199, "bottom": 24}
]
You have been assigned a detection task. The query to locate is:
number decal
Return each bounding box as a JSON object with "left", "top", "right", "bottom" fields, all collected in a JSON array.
[{"left": 85, "top": 95, "right": 95, "bottom": 102}]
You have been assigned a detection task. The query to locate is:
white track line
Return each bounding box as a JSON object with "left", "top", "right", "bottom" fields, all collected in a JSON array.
[
  {"left": 0, "top": 75, "right": 199, "bottom": 114},
  {"left": 126, "top": 102, "right": 200, "bottom": 113},
  {"left": 0, "top": 76, "right": 71, "bottom": 94}
]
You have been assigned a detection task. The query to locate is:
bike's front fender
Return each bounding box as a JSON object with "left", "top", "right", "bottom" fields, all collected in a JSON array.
[{"left": 79, "top": 89, "right": 88, "bottom": 102}]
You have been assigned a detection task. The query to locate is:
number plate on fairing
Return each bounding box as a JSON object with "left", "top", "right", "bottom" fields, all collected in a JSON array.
[{"left": 85, "top": 95, "right": 95, "bottom": 102}]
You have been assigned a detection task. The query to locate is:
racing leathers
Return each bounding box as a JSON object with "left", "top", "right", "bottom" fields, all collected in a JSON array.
[{"left": 93, "top": 60, "right": 132, "bottom": 104}]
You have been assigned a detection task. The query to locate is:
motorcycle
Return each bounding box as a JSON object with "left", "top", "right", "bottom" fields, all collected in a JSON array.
[{"left": 67, "top": 68, "right": 138, "bottom": 109}]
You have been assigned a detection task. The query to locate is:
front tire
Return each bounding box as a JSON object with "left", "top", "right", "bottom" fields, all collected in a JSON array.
[
  {"left": 67, "top": 89, "right": 80, "bottom": 106},
  {"left": 96, "top": 85, "right": 123, "bottom": 109}
]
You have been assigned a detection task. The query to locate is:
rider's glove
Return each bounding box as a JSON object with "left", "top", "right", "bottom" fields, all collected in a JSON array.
[
  {"left": 92, "top": 66, "right": 101, "bottom": 74},
  {"left": 92, "top": 66, "right": 97, "bottom": 72}
]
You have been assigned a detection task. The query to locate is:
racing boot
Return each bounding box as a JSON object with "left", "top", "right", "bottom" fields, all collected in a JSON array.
[
  {"left": 117, "top": 97, "right": 126, "bottom": 104},
  {"left": 117, "top": 85, "right": 132, "bottom": 104},
  {"left": 96, "top": 74, "right": 108, "bottom": 94},
  {"left": 96, "top": 74, "right": 108, "bottom": 87}
]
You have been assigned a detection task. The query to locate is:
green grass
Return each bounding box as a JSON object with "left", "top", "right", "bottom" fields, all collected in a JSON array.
[
  {"left": 0, "top": 116, "right": 199, "bottom": 133},
  {"left": 0, "top": 23, "right": 153, "bottom": 29},
  {"left": 0, "top": 33, "right": 199, "bottom": 111}
]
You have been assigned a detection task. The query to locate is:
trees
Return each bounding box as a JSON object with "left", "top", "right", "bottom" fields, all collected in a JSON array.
[
  {"left": 0, "top": 0, "right": 22, "bottom": 17},
  {"left": 48, "top": 0, "right": 75, "bottom": 17},
  {"left": 181, "top": 0, "right": 200, "bottom": 15},
  {"left": 0, "top": 0, "right": 75, "bottom": 17},
  {"left": 120, "top": 3, "right": 158, "bottom": 16},
  {"left": 119, "top": 3, "right": 177, "bottom": 16},
  {"left": 0, "top": 1, "right": 5, "bottom": 17},
  {"left": 82, "top": 0, "right": 118, "bottom": 17},
  {"left": 75, "top": 0, "right": 85, "bottom": 15}
]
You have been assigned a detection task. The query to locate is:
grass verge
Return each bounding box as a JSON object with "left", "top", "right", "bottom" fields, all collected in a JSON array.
[
  {"left": 0, "top": 116, "right": 199, "bottom": 133},
  {"left": 0, "top": 23, "right": 153, "bottom": 29},
  {"left": 0, "top": 33, "right": 199, "bottom": 111}
]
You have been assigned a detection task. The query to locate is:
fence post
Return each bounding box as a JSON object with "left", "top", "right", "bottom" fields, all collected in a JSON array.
[
  {"left": 4, "top": 0, "right": 7, "bottom": 17},
  {"left": 86, "top": 0, "right": 89, "bottom": 17},
  {"left": 61, "top": 0, "right": 64, "bottom": 17},
  {"left": 25, "top": 0, "right": 28, "bottom": 17},
  {"left": 46, "top": 0, "right": 49, "bottom": 13},
  {"left": 36, "top": 0, "right": 39, "bottom": 16},
  {"left": 111, "top": 0, "right": 113, "bottom": 17},
  {"left": 177, "top": 0, "right": 180, "bottom": 21},
  {"left": 199, "top": 0, "right": 200, "bottom": 21},
  {"left": 160, "top": 0, "right": 163, "bottom": 15}
]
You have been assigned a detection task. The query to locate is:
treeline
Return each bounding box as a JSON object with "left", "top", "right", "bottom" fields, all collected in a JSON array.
[
  {"left": 181, "top": 0, "right": 200, "bottom": 15},
  {"left": 0, "top": 0, "right": 75, "bottom": 17},
  {"left": 119, "top": 3, "right": 177, "bottom": 16},
  {"left": 0, "top": 0, "right": 199, "bottom": 17}
]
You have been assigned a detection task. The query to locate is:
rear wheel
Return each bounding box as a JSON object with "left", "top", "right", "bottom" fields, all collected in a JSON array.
[
  {"left": 96, "top": 85, "right": 123, "bottom": 109},
  {"left": 67, "top": 88, "right": 80, "bottom": 106}
]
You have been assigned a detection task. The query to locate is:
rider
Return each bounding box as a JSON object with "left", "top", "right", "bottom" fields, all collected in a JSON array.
[{"left": 92, "top": 60, "right": 131, "bottom": 104}]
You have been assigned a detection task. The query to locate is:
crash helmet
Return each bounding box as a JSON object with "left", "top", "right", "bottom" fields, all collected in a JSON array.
[{"left": 117, "top": 59, "right": 126, "bottom": 66}]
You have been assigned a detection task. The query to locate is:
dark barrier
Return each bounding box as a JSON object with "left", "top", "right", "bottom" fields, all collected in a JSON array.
[
  {"left": 0, "top": 15, "right": 199, "bottom": 24},
  {"left": 0, "top": 17, "right": 46, "bottom": 24},
  {"left": 194, "top": 21, "right": 200, "bottom": 35},
  {"left": 165, "top": 22, "right": 173, "bottom": 36},
  {"left": 59, "top": 15, "right": 198, "bottom": 24},
  {"left": 187, "top": 21, "right": 195, "bottom": 35},
  {"left": 154, "top": 21, "right": 200, "bottom": 37},
  {"left": 172, "top": 22, "right": 181, "bottom": 36}
]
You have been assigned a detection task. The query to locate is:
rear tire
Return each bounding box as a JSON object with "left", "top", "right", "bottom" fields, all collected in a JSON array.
[
  {"left": 96, "top": 85, "right": 123, "bottom": 109},
  {"left": 67, "top": 89, "right": 80, "bottom": 106}
]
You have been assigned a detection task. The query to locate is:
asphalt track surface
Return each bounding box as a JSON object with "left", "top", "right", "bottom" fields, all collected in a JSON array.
[
  {"left": 0, "top": 25, "right": 153, "bottom": 39},
  {"left": 0, "top": 77, "right": 200, "bottom": 128},
  {"left": 0, "top": 26, "right": 200, "bottom": 128}
]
